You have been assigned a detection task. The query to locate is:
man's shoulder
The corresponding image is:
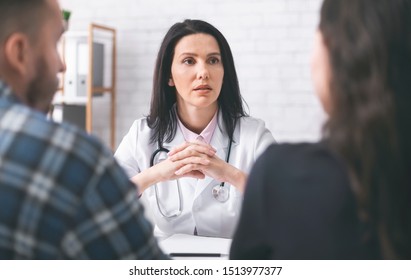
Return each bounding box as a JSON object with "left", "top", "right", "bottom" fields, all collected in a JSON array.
[{"left": 1, "top": 102, "right": 108, "bottom": 160}]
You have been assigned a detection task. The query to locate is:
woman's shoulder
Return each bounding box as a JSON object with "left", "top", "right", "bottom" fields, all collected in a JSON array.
[
  {"left": 237, "top": 115, "right": 270, "bottom": 136},
  {"left": 235, "top": 116, "right": 275, "bottom": 149},
  {"left": 253, "top": 142, "right": 354, "bottom": 218},
  {"left": 239, "top": 115, "right": 267, "bottom": 127},
  {"left": 129, "top": 116, "right": 149, "bottom": 128},
  {"left": 258, "top": 142, "right": 348, "bottom": 180},
  {"left": 265, "top": 141, "right": 338, "bottom": 159},
  {"left": 246, "top": 142, "right": 365, "bottom": 260},
  {"left": 264, "top": 142, "right": 329, "bottom": 156},
  {"left": 124, "top": 117, "right": 152, "bottom": 134},
  {"left": 120, "top": 116, "right": 154, "bottom": 144}
]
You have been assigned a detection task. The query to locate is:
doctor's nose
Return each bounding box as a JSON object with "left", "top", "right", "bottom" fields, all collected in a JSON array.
[{"left": 196, "top": 63, "right": 209, "bottom": 80}]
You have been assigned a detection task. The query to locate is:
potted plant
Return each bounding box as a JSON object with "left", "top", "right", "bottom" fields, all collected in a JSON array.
[{"left": 62, "top": 9, "right": 71, "bottom": 31}]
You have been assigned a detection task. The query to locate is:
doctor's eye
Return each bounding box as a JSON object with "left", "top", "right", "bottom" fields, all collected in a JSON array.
[
  {"left": 182, "top": 57, "right": 195, "bottom": 65},
  {"left": 208, "top": 57, "right": 220, "bottom": 65}
]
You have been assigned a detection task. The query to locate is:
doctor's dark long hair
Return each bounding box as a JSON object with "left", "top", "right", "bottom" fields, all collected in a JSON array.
[
  {"left": 147, "top": 19, "right": 248, "bottom": 144},
  {"left": 320, "top": 0, "right": 411, "bottom": 258}
]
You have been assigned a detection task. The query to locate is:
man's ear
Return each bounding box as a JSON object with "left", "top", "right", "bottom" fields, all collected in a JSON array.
[{"left": 3, "top": 33, "right": 33, "bottom": 77}]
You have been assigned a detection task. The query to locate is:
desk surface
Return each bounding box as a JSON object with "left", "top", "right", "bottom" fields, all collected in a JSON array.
[{"left": 159, "top": 234, "right": 232, "bottom": 260}]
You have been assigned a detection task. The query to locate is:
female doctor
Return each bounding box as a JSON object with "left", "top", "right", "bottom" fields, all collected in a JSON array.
[{"left": 115, "top": 19, "right": 274, "bottom": 238}]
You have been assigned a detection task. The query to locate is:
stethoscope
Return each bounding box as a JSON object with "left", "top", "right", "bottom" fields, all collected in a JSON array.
[{"left": 150, "top": 136, "right": 233, "bottom": 218}]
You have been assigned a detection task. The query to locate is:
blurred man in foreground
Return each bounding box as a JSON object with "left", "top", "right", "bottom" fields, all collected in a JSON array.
[{"left": 0, "top": 0, "right": 165, "bottom": 259}]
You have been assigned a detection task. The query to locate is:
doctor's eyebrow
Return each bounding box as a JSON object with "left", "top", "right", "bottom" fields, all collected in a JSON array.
[{"left": 178, "top": 52, "right": 221, "bottom": 58}]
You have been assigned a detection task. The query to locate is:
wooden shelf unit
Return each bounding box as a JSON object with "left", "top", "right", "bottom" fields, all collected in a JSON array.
[
  {"left": 55, "top": 23, "right": 117, "bottom": 150},
  {"left": 87, "top": 23, "right": 117, "bottom": 150}
]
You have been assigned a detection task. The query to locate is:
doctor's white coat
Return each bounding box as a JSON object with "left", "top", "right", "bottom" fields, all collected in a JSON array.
[{"left": 114, "top": 113, "right": 274, "bottom": 238}]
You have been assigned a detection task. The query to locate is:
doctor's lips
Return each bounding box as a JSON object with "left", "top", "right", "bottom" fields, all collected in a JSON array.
[{"left": 193, "top": 84, "right": 212, "bottom": 91}]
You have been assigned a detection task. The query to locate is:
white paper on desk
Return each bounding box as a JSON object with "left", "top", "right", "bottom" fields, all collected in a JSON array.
[{"left": 159, "top": 233, "right": 232, "bottom": 255}]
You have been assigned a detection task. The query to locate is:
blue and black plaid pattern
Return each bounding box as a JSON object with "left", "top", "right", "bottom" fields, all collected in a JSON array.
[{"left": 0, "top": 81, "right": 166, "bottom": 259}]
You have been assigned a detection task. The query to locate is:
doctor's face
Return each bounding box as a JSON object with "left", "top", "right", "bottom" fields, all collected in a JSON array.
[{"left": 169, "top": 33, "right": 224, "bottom": 112}]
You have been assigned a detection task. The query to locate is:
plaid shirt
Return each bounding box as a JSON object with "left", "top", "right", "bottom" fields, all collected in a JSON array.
[{"left": 0, "top": 81, "right": 166, "bottom": 259}]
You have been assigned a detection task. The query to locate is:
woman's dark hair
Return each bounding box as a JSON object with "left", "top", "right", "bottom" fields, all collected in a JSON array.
[
  {"left": 147, "top": 19, "right": 248, "bottom": 144},
  {"left": 320, "top": 0, "right": 411, "bottom": 258}
]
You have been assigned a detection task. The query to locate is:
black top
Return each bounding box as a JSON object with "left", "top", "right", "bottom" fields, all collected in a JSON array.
[{"left": 230, "top": 143, "right": 380, "bottom": 259}]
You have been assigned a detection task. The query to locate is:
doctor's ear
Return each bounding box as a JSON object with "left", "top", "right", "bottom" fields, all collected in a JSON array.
[{"left": 168, "top": 77, "right": 175, "bottom": 87}]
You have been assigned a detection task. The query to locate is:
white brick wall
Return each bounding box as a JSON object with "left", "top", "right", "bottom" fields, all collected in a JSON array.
[{"left": 59, "top": 0, "right": 326, "bottom": 147}]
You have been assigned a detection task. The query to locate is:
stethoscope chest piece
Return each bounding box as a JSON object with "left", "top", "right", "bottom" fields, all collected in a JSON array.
[{"left": 212, "top": 184, "right": 229, "bottom": 202}]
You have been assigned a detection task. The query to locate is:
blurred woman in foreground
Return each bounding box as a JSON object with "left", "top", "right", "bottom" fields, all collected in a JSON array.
[{"left": 231, "top": 0, "right": 411, "bottom": 259}]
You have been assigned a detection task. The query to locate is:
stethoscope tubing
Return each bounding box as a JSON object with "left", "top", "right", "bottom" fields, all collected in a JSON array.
[{"left": 150, "top": 144, "right": 183, "bottom": 218}]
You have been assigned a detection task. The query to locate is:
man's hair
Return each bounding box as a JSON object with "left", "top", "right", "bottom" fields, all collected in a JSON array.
[{"left": 0, "top": 0, "right": 48, "bottom": 43}]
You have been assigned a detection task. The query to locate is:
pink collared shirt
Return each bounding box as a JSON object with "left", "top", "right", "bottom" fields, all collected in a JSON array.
[{"left": 177, "top": 110, "right": 218, "bottom": 144}]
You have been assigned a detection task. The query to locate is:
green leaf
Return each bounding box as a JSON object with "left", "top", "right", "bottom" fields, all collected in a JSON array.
[{"left": 62, "top": 9, "right": 71, "bottom": 21}]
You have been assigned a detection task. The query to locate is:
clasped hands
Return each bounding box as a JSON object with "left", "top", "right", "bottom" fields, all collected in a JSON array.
[{"left": 153, "top": 140, "right": 229, "bottom": 183}]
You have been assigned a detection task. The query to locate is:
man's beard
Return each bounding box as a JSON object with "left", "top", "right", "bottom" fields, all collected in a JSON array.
[{"left": 26, "top": 57, "right": 58, "bottom": 114}]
